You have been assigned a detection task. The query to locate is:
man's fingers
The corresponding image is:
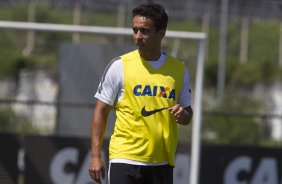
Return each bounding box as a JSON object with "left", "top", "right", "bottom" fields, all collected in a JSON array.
[
  {"left": 89, "top": 158, "right": 105, "bottom": 183},
  {"left": 89, "top": 168, "right": 106, "bottom": 183},
  {"left": 168, "top": 105, "right": 185, "bottom": 122},
  {"left": 89, "top": 169, "right": 102, "bottom": 183},
  {"left": 101, "top": 167, "right": 106, "bottom": 178},
  {"left": 170, "top": 106, "right": 182, "bottom": 115},
  {"left": 94, "top": 171, "right": 101, "bottom": 183}
]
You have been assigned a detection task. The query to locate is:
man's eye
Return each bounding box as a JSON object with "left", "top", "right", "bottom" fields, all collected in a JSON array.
[
  {"left": 132, "top": 28, "right": 150, "bottom": 34},
  {"left": 133, "top": 28, "right": 138, "bottom": 34},
  {"left": 140, "top": 28, "right": 150, "bottom": 34}
]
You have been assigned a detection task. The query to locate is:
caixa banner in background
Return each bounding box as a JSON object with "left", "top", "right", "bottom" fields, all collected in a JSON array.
[
  {"left": 6, "top": 134, "right": 282, "bottom": 184},
  {"left": 24, "top": 135, "right": 109, "bottom": 184},
  {"left": 0, "top": 134, "right": 20, "bottom": 184},
  {"left": 23, "top": 135, "right": 190, "bottom": 184},
  {"left": 200, "top": 144, "right": 282, "bottom": 184}
]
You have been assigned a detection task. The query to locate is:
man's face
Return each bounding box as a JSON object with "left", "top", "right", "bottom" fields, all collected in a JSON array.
[{"left": 132, "top": 15, "right": 165, "bottom": 54}]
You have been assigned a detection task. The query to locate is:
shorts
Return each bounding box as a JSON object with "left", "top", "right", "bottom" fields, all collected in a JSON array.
[{"left": 108, "top": 163, "right": 173, "bottom": 184}]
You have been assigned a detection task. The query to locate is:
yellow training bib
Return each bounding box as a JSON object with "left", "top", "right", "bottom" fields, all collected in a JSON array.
[{"left": 109, "top": 50, "right": 185, "bottom": 166}]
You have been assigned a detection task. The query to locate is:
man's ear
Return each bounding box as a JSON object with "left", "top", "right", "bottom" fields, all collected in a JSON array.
[{"left": 159, "top": 29, "right": 166, "bottom": 38}]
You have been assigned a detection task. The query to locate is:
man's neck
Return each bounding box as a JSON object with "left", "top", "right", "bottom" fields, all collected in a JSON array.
[{"left": 138, "top": 50, "right": 161, "bottom": 61}]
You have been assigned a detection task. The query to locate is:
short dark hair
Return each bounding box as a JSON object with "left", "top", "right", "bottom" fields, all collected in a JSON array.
[{"left": 132, "top": 3, "right": 168, "bottom": 31}]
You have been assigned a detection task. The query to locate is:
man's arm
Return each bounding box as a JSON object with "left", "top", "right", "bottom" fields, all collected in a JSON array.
[
  {"left": 89, "top": 99, "right": 112, "bottom": 183},
  {"left": 168, "top": 104, "right": 193, "bottom": 125}
]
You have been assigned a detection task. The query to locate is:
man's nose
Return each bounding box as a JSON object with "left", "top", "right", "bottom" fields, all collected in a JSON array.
[{"left": 136, "top": 31, "right": 143, "bottom": 39}]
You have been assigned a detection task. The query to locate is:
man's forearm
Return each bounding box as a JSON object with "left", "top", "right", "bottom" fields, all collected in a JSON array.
[
  {"left": 91, "top": 120, "right": 105, "bottom": 159},
  {"left": 89, "top": 100, "right": 111, "bottom": 183},
  {"left": 90, "top": 100, "right": 112, "bottom": 158}
]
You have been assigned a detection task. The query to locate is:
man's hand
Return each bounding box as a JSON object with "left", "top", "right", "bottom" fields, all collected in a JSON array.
[
  {"left": 89, "top": 156, "right": 105, "bottom": 183},
  {"left": 168, "top": 104, "right": 193, "bottom": 125}
]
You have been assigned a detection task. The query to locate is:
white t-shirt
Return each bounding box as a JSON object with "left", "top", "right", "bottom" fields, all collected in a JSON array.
[{"left": 95, "top": 52, "right": 192, "bottom": 107}]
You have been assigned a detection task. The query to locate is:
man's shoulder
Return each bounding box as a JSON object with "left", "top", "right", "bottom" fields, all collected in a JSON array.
[
  {"left": 109, "top": 50, "right": 136, "bottom": 63},
  {"left": 110, "top": 56, "right": 122, "bottom": 63},
  {"left": 166, "top": 55, "right": 185, "bottom": 67},
  {"left": 164, "top": 53, "right": 182, "bottom": 62},
  {"left": 105, "top": 56, "right": 122, "bottom": 72},
  {"left": 120, "top": 50, "right": 139, "bottom": 61}
]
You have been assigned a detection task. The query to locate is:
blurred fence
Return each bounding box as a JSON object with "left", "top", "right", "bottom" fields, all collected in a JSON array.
[
  {"left": 1, "top": 0, "right": 282, "bottom": 20},
  {"left": 0, "top": 0, "right": 282, "bottom": 143},
  {"left": 0, "top": 21, "right": 206, "bottom": 139}
]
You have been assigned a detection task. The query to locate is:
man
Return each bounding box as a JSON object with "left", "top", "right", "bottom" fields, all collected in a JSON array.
[{"left": 89, "top": 3, "right": 193, "bottom": 184}]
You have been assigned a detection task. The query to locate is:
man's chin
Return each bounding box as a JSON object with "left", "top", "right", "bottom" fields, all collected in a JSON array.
[
  {"left": 136, "top": 46, "right": 146, "bottom": 52},
  {"left": 137, "top": 48, "right": 145, "bottom": 54}
]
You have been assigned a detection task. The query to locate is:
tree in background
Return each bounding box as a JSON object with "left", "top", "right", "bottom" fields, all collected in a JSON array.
[
  {"left": 0, "top": 107, "right": 39, "bottom": 135},
  {"left": 202, "top": 94, "right": 265, "bottom": 145}
]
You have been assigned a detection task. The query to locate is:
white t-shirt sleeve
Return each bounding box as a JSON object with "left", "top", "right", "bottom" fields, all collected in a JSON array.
[
  {"left": 178, "top": 67, "right": 192, "bottom": 107},
  {"left": 94, "top": 58, "right": 123, "bottom": 106},
  {"left": 94, "top": 54, "right": 191, "bottom": 108}
]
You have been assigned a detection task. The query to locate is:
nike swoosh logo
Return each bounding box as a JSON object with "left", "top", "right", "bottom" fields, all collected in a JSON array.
[{"left": 141, "top": 106, "right": 168, "bottom": 117}]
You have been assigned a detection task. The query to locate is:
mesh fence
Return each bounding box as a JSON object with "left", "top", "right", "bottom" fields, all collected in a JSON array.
[{"left": 0, "top": 0, "right": 282, "bottom": 144}]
